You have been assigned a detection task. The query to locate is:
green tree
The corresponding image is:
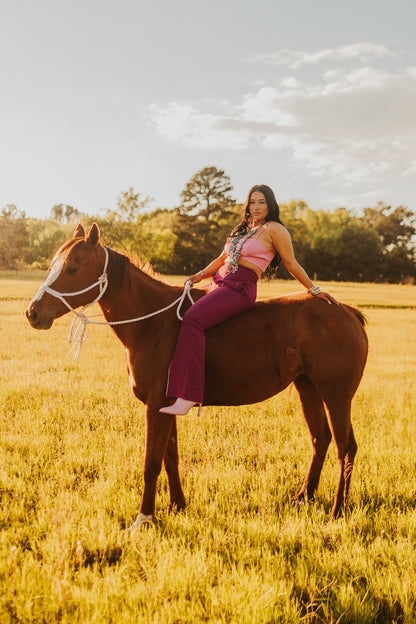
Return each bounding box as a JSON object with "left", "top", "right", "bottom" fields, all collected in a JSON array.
[
  {"left": 0, "top": 204, "right": 29, "bottom": 269},
  {"left": 175, "top": 166, "right": 236, "bottom": 271},
  {"left": 51, "top": 203, "right": 64, "bottom": 223},
  {"left": 92, "top": 188, "right": 154, "bottom": 256},
  {"left": 110, "top": 187, "right": 153, "bottom": 223},
  {"left": 137, "top": 208, "right": 178, "bottom": 273},
  {"left": 279, "top": 200, "right": 312, "bottom": 269},
  {"left": 361, "top": 202, "right": 416, "bottom": 249},
  {"left": 88, "top": 215, "right": 138, "bottom": 254},
  {"left": 64, "top": 205, "right": 81, "bottom": 222},
  {"left": 50, "top": 204, "right": 81, "bottom": 224},
  {"left": 310, "top": 221, "right": 383, "bottom": 281},
  {"left": 281, "top": 205, "right": 384, "bottom": 282},
  {"left": 383, "top": 245, "right": 416, "bottom": 282},
  {"left": 24, "top": 219, "right": 72, "bottom": 268},
  {"left": 360, "top": 203, "right": 416, "bottom": 281}
]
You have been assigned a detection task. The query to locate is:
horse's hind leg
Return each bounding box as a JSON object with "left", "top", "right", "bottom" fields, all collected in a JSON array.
[
  {"left": 293, "top": 375, "right": 332, "bottom": 503},
  {"left": 163, "top": 417, "right": 186, "bottom": 512},
  {"left": 343, "top": 429, "right": 357, "bottom": 505},
  {"left": 323, "top": 396, "right": 357, "bottom": 519}
]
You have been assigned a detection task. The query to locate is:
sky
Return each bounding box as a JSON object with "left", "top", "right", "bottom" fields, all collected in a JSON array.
[{"left": 1, "top": 0, "right": 415, "bottom": 220}]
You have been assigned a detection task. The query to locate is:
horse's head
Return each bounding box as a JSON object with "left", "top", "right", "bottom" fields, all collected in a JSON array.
[{"left": 25, "top": 222, "right": 106, "bottom": 330}]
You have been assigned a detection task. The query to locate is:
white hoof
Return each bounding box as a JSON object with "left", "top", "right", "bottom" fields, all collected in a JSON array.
[{"left": 128, "top": 513, "right": 153, "bottom": 531}]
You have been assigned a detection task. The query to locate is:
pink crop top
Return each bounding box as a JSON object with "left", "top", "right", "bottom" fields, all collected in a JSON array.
[
  {"left": 240, "top": 237, "right": 275, "bottom": 271},
  {"left": 224, "top": 224, "right": 275, "bottom": 272}
]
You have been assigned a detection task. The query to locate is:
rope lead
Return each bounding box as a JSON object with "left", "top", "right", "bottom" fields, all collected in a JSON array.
[{"left": 37, "top": 247, "right": 195, "bottom": 360}]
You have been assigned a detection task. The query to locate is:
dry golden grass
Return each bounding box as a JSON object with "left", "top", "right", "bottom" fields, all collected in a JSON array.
[{"left": 0, "top": 274, "right": 415, "bottom": 623}]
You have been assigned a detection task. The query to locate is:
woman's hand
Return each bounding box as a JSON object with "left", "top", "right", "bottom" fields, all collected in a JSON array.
[
  {"left": 184, "top": 252, "right": 227, "bottom": 286},
  {"left": 184, "top": 272, "right": 204, "bottom": 286}
]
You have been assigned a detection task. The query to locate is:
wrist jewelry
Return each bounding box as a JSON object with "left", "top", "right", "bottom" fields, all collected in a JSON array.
[
  {"left": 308, "top": 284, "right": 321, "bottom": 296},
  {"left": 197, "top": 270, "right": 206, "bottom": 278}
]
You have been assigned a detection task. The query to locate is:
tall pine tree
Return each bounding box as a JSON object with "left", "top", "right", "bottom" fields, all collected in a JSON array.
[{"left": 174, "top": 166, "right": 236, "bottom": 271}]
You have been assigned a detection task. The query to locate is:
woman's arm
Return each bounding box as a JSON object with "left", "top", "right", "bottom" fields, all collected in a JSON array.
[
  {"left": 270, "top": 224, "right": 337, "bottom": 304},
  {"left": 185, "top": 250, "right": 227, "bottom": 285}
]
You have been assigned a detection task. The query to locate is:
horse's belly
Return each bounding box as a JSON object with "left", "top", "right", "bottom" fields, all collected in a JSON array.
[{"left": 203, "top": 347, "right": 300, "bottom": 406}]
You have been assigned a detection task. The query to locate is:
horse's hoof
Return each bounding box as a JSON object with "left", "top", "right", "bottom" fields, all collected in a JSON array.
[
  {"left": 291, "top": 494, "right": 305, "bottom": 507},
  {"left": 128, "top": 513, "right": 153, "bottom": 531}
]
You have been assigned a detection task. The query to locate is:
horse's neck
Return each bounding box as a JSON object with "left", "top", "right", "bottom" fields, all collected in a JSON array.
[{"left": 98, "top": 263, "right": 181, "bottom": 344}]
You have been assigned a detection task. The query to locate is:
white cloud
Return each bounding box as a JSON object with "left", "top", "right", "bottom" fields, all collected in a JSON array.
[
  {"left": 148, "top": 103, "right": 251, "bottom": 150},
  {"left": 240, "top": 87, "right": 297, "bottom": 127},
  {"left": 148, "top": 43, "right": 416, "bottom": 189},
  {"left": 292, "top": 69, "right": 416, "bottom": 140},
  {"left": 252, "top": 42, "right": 397, "bottom": 69}
]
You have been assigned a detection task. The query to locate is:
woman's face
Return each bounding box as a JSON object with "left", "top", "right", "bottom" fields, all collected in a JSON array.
[{"left": 248, "top": 191, "right": 268, "bottom": 225}]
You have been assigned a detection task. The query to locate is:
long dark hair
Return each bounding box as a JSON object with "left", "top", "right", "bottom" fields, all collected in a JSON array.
[{"left": 230, "top": 184, "right": 284, "bottom": 279}]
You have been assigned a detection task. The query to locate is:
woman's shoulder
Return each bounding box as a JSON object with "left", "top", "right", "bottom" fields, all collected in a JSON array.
[{"left": 266, "top": 221, "right": 289, "bottom": 236}]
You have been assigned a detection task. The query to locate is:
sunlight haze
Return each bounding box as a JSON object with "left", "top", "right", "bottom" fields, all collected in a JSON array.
[{"left": 1, "top": 0, "right": 415, "bottom": 218}]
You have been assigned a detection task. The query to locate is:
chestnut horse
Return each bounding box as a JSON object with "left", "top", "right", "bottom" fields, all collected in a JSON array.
[{"left": 25, "top": 223, "right": 368, "bottom": 525}]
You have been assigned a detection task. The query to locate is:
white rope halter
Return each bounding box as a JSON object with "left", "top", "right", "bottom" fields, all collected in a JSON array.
[{"left": 37, "top": 247, "right": 195, "bottom": 359}]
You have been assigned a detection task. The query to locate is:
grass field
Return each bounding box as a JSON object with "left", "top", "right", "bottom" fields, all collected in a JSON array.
[{"left": 1, "top": 274, "right": 415, "bottom": 623}]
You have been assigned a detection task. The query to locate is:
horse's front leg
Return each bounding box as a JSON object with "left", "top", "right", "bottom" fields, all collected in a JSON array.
[
  {"left": 131, "top": 406, "right": 174, "bottom": 528},
  {"left": 163, "top": 417, "right": 186, "bottom": 512}
]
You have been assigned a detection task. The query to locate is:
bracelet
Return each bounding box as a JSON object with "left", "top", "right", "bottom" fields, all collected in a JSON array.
[
  {"left": 307, "top": 284, "right": 321, "bottom": 296},
  {"left": 197, "top": 270, "right": 206, "bottom": 278}
]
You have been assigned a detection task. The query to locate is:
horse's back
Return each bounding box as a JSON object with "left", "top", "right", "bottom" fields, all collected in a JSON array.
[
  {"left": 209, "top": 291, "right": 366, "bottom": 345},
  {"left": 203, "top": 292, "right": 368, "bottom": 405}
]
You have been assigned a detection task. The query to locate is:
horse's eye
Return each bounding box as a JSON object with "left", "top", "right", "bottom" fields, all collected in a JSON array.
[{"left": 66, "top": 266, "right": 77, "bottom": 274}]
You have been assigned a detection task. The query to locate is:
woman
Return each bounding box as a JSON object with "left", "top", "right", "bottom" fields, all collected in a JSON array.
[{"left": 160, "top": 184, "right": 335, "bottom": 416}]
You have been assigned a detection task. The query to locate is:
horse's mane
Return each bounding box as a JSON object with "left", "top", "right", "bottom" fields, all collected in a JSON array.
[
  {"left": 49, "top": 236, "right": 163, "bottom": 295},
  {"left": 106, "top": 247, "right": 166, "bottom": 294},
  {"left": 127, "top": 250, "right": 160, "bottom": 280}
]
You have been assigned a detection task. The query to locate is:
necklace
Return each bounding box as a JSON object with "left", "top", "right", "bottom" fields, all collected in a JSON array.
[{"left": 225, "top": 225, "right": 262, "bottom": 273}]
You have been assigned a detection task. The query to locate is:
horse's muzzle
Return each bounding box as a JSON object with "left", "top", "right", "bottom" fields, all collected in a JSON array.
[{"left": 25, "top": 303, "right": 54, "bottom": 330}]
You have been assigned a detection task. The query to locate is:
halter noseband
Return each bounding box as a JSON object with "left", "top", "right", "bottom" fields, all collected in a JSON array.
[
  {"left": 35, "top": 246, "right": 194, "bottom": 359},
  {"left": 38, "top": 246, "right": 110, "bottom": 313}
]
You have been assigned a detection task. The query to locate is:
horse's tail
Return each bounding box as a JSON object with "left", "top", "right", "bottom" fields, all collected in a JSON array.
[{"left": 344, "top": 304, "right": 367, "bottom": 326}]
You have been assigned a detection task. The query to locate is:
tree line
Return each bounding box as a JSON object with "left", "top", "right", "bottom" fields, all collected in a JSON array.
[{"left": 1, "top": 166, "right": 415, "bottom": 283}]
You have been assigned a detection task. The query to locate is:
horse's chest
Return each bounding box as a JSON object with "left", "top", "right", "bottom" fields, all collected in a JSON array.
[
  {"left": 124, "top": 348, "right": 163, "bottom": 404},
  {"left": 125, "top": 349, "right": 138, "bottom": 389}
]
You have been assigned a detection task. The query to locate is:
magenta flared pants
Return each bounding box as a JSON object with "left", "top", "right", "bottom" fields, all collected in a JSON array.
[{"left": 167, "top": 266, "right": 258, "bottom": 403}]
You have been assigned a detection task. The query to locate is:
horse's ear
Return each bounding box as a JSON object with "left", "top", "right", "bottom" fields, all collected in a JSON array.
[
  {"left": 73, "top": 223, "right": 86, "bottom": 238},
  {"left": 86, "top": 222, "right": 100, "bottom": 245}
]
